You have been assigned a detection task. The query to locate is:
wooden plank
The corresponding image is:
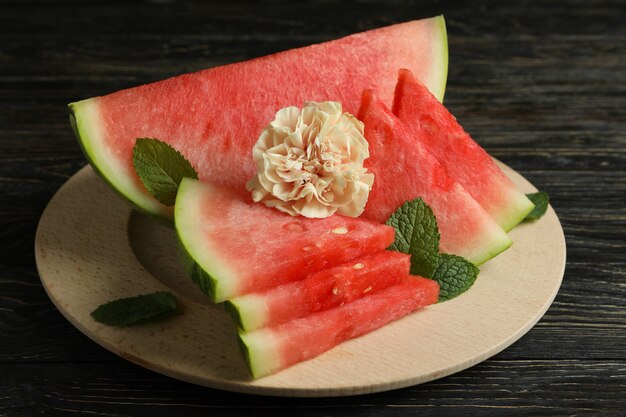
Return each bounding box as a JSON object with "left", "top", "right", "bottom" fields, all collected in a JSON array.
[{"left": 0, "top": 361, "right": 624, "bottom": 416}]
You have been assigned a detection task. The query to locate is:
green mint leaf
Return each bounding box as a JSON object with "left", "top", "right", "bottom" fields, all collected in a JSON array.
[
  {"left": 91, "top": 291, "right": 178, "bottom": 326},
  {"left": 525, "top": 191, "right": 550, "bottom": 221},
  {"left": 432, "top": 254, "right": 479, "bottom": 302},
  {"left": 386, "top": 198, "right": 440, "bottom": 277},
  {"left": 132, "top": 138, "right": 198, "bottom": 206}
]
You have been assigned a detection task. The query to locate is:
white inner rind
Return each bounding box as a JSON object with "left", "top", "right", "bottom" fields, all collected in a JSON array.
[
  {"left": 428, "top": 15, "right": 449, "bottom": 102},
  {"left": 70, "top": 98, "right": 173, "bottom": 219},
  {"left": 239, "top": 329, "right": 282, "bottom": 379},
  {"left": 229, "top": 294, "right": 270, "bottom": 332},
  {"left": 470, "top": 224, "right": 512, "bottom": 266},
  {"left": 498, "top": 190, "right": 536, "bottom": 232},
  {"left": 175, "top": 178, "right": 240, "bottom": 301}
]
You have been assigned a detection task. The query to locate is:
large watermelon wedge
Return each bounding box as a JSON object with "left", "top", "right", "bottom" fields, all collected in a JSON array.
[
  {"left": 226, "top": 250, "right": 411, "bottom": 332},
  {"left": 239, "top": 276, "right": 439, "bottom": 378},
  {"left": 175, "top": 178, "right": 396, "bottom": 302},
  {"left": 358, "top": 90, "right": 512, "bottom": 265},
  {"left": 393, "top": 69, "right": 534, "bottom": 231},
  {"left": 69, "top": 17, "right": 448, "bottom": 219}
]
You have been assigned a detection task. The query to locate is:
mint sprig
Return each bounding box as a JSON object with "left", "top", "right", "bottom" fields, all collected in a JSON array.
[
  {"left": 386, "top": 198, "right": 478, "bottom": 302},
  {"left": 525, "top": 191, "right": 550, "bottom": 221},
  {"left": 91, "top": 291, "right": 178, "bottom": 326},
  {"left": 386, "top": 199, "right": 440, "bottom": 277},
  {"left": 432, "top": 254, "right": 479, "bottom": 302},
  {"left": 132, "top": 138, "right": 198, "bottom": 206}
]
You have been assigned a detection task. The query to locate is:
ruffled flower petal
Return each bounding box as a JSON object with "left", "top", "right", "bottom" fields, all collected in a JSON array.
[{"left": 245, "top": 101, "right": 374, "bottom": 218}]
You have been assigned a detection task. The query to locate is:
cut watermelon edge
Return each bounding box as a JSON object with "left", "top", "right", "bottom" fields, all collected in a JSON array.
[
  {"left": 225, "top": 295, "right": 269, "bottom": 331},
  {"left": 431, "top": 15, "right": 448, "bottom": 102},
  {"left": 498, "top": 190, "right": 536, "bottom": 232},
  {"left": 224, "top": 300, "right": 245, "bottom": 328},
  {"left": 471, "top": 233, "right": 512, "bottom": 266},
  {"left": 175, "top": 229, "right": 220, "bottom": 301},
  {"left": 175, "top": 178, "right": 241, "bottom": 302},
  {"left": 69, "top": 100, "right": 174, "bottom": 220},
  {"left": 236, "top": 277, "right": 441, "bottom": 379},
  {"left": 237, "top": 329, "right": 281, "bottom": 379},
  {"left": 236, "top": 331, "right": 255, "bottom": 377},
  {"left": 188, "top": 254, "right": 219, "bottom": 300}
]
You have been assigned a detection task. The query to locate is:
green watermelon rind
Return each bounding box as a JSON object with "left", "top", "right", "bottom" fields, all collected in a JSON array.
[
  {"left": 224, "top": 301, "right": 245, "bottom": 328},
  {"left": 224, "top": 295, "right": 269, "bottom": 332},
  {"left": 236, "top": 331, "right": 256, "bottom": 377},
  {"left": 175, "top": 230, "right": 221, "bottom": 301},
  {"left": 174, "top": 178, "right": 240, "bottom": 302},
  {"left": 69, "top": 100, "right": 173, "bottom": 220},
  {"left": 237, "top": 329, "right": 280, "bottom": 379},
  {"left": 498, "top": 191, "right": 536, "bottom": 232},
  {"left": 471, "top": 233, "right": 512, "bottom": 266}
]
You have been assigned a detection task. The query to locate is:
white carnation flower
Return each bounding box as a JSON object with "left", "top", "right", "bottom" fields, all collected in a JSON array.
[{"left": 246, "top": 101, "right": 374, "bottom": 218}]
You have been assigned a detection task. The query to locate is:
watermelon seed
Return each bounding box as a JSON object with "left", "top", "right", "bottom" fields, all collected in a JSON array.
[
  {"left": 353, "top": 263, "right": 364, "bottom": 270},
  {"left": 363, "top": 286, "right": 372, "bottom": 294},
  {"left": 332, "top": 287, "right": 339, "bottom": 295},
  {"left": 284, "top": 222, "right": 306, "bottom": 232},
  {"left": 302, "top": 246, "right": 314, "bottom": 252},
  {"left": 332, "top": 227, "right": 348, "bottom": 235}
]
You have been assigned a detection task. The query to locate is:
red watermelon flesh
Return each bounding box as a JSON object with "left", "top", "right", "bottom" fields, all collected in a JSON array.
[
  {"left": 239, "top": 275, "right": 439, "bottom": 378},
  {"left": 393, "top": 69, "right": 535, "bottom": 231},
  {"left": 69, "top": 17, "right": 448, "bottom": 219},
  {"left": 226, "top": 250, "right": 411, "bottom": 332},
  {"left": 175, "top": 178, "right": 396, "bottom": 302},
  {"left": 358, "top": 90, "right": 512, "bottom": 265}
]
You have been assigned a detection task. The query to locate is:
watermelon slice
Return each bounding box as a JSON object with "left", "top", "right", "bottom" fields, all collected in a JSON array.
[
  {"left": 358, "top": 90, "right": 511, "bottom": 265},
  {"left": 175, "top": 178, "right": 396, "bottom": 302},
  {"left": 226, "top": 250, "right": 410, "bottom": 332},
  {"left": 239, "top": 276, "right": 439, "bottom": 378},
  {"left": 393, "top": 69, "right": 534, "bottom": 231},
  {"left": 69, "top": 16, "right": 448, "bottom": 219}
]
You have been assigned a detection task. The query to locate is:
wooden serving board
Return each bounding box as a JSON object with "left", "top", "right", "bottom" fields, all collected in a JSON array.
[{"left": 35, "top": 162, "right": 565, "bottom": 397}]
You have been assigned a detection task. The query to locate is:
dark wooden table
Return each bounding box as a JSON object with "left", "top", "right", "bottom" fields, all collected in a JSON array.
[{"left": 2, "top": 1, "right": 625, "bottom": 415}]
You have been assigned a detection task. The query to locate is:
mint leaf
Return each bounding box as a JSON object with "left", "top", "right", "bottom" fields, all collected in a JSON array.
[
  {"left": 385, "top": 198, "right": 480, "bottom": 302},
  {"left": 91, "top": 291, "right": 178, "bottom": 326},
  {"left": 386, "top": 198, "right": 440, "bottom": 277},
  {"left": 132, "top": 138, "right": 198, "bottom": 206},
  {"left": 432, "top": 254, "right": 479, "bottom": 302},
  {"left": 525, "top": 191, "right": 550, "bottom": 221}
]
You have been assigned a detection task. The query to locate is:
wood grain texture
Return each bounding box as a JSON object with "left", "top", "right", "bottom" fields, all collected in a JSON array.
[
  {"left": 1, "top": 360, "right": 625, "bottom": 417},
  {"left": 1, "top": 0, "right": 625, "bottom": 414}
]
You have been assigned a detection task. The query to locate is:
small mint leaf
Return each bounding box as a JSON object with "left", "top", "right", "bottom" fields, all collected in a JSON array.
[
  {"left": 432, "top": 254, "right": 479, "bottom": 302},
  {"left": 386, "top": 198, "right": 440, "bottom": 277},
  {"left": 91, "top": 291, "right": 178, "bottom": 326},
  {"left": 525, "top": 192, "right": 550, "bottom": 221},
  {"left": 132, "top": 138, "right": 198, "bottom": 206}
]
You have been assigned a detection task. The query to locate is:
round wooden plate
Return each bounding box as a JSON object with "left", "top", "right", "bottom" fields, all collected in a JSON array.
[{"left": 35, "top": 163, "right": 565, "bottom": 397}]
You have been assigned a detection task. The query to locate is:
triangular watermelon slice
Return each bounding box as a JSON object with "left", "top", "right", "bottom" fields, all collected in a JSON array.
[
  {"left": 239, "top": 275, "right": 439, "bottom": 378},
  {"left": 69, "top": 17, "right": 448, "bottom": 219},
  {"left": 358, "top": 90, "right": 512, "bottom": 265},
  {"left": 226, "top": 250, "right": 411, "bottom": 331},
  {"left": 393, "top": 69, "right": 535, "bottom": 231},
  {"left": 175, "top": 178, "right": 396, "bottom": 302}
]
